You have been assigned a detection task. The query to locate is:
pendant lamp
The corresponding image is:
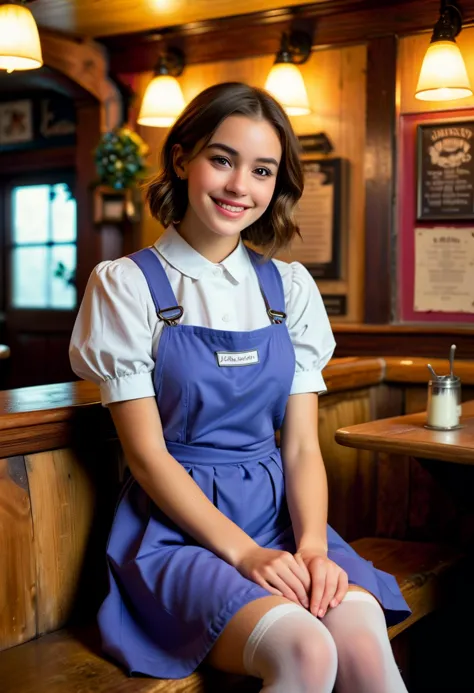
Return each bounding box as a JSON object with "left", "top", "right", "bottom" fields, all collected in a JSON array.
[
  {"left": 0, "top": 1, "right": 43, "bottom": 73},
  {"left": 264, "top": 31, "right": 312, "bottom": 116},
  {"left": 415, "top": 0, "right": 472, "bottom": 101},
  {"left": 137, "top": 47, "right": 186, "bottom": 128}
]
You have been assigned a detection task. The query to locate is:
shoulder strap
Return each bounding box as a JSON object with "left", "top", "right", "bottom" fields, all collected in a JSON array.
[
  {"left": 128, "top": 248, "right": 183, "bottom": 325},
  {"left": 246, "top": 248, "right": 287, "bottom": 323}
]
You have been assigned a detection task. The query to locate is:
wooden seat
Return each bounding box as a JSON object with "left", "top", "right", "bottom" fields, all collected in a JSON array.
[{"left": 0, "top": 537, "right": 464, "bottom": 693}]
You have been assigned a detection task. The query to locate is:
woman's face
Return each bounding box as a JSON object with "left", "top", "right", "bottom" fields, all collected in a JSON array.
[{"left": 177, "top": 114, "right": 282, "bottom": 240}]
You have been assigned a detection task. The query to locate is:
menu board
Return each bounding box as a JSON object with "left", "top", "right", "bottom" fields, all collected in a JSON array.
[{"left": 417, "top": 120, "right": 474, "bottom": 220}]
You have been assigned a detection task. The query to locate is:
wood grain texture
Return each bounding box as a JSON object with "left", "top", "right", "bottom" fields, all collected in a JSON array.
[
  {"left": 336, "top": 400, "right": 474, "bottom": 465},
  {"left": 0, "top": 457, "right": 36, "bottom": 651},
  {"left": 353, "top": 537, "right": 465, "bottom": 639},
  {"left": 319, "top": 389, "right": 377, "bottom": 540},
  {"left": 376, "top": 453, "right": 411, "bottom": 539},
  {"left": 26, "top": 449, "right": 96, "bottom": 634},
  {"left": 364, "top": 35, "right": 396, "bottom": 324}
]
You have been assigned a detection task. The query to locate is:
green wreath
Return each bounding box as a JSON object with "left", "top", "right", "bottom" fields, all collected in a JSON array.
[{"left": 95, "top": 126, "right": 149, "bottom": 189}]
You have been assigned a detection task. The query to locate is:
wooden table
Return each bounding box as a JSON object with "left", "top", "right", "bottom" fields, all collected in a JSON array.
[{"left": 336, "top": 399, "right": 474, "bottom": 466}]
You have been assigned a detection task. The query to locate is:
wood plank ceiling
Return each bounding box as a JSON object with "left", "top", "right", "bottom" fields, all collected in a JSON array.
[{"left": 30, "top": 0, "right": 325, "bottom": 38}]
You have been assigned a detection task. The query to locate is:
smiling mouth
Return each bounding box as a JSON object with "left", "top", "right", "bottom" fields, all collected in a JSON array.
[{"left": 211, "top": 198, "right": 250, "bottom": 213}]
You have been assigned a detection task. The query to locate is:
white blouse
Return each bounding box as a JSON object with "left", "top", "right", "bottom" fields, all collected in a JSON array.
[{"left": 69, "top": 226, "right": 336, "bottom": 406}]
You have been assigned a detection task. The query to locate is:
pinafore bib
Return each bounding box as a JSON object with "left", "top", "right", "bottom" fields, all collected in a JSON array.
[{"left": 98, "top": 247, "right": 410, "bottom": 679}]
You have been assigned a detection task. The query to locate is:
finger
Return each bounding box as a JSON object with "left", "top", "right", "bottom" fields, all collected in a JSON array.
[
  {"left": 317, "top": 567, "right": 339, "bottom": 618},
  {"left": 330, "top": 570, "right": 349, "bottom": 608},
  {"left": 251, "top": 574, "right": 284, "bottom": 599},
  {"left": 264, "top": 569, "right": 301, "bottom": 606},
  {"left": 292, "top": 554, "right": 312, "bottom": 593},
  {"left": 279, "top": 566, "right": 310, "bottom": 608},
  {"left": 309, "top": 559, "right": 327, "bottom": 617}
]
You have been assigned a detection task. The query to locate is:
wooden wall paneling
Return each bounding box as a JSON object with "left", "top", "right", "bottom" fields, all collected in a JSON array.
[
  {"left": 25, "top": 449, "right": 96, "bottom": 634},
  {"left": 376, "top": 453, "right": 411, "bottom": 539},
  {"left": 318, "top": 388, "right": 377, "bottom": 541},
  {"left": 398, "top": 28, "right": 474, "bottom": 116},
  {"left": 364, "top": 36, "right": 397, "bottom": 324},
  {"left": 0, "top": 456, "right": 36, "bottom": 651}
]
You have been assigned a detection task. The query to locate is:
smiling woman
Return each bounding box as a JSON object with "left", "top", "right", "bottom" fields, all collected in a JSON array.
[
  {"left": 69, "top": 82, "right": 410, "bottom": 691},
  {"left": 147, "top": 82, "right": 303, "bottom": 258}
]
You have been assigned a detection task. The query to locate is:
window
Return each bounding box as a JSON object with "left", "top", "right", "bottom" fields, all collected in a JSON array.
[{"left": 10, "top": 182, "right": 77, "bottom": 309}]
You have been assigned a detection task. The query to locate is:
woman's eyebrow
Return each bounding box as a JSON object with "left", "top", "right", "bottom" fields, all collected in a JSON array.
[{"left": 207, "top": 142, "right": 279, "bottom": 167}]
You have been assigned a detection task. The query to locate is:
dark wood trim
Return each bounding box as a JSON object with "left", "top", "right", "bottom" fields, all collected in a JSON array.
[
  {"left": 333, "top": 325, "right": 474, "bottom": 360},
  {"left": 363, "top": 36, "right": 397, "bottom": 323},
  {"left": 75, "top": 102, "right": 102, "bottom": 302},
  {"left": 102, "top": 0, "right": 474, "bottom": 73}
]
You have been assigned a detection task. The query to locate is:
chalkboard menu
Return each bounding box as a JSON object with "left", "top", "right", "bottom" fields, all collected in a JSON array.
[{"left": 417, "top": 120, "right": 474, "bottom": 220}]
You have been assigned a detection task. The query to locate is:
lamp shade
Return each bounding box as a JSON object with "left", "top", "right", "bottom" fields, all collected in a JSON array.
[
  {"left": 137, "top": 74, "right": 185, "bottom": 128},
  {"left": 264, "top": 62, "right": 311, "bottom": 116},
  {"left": 0, "top": 3, "right": 43, "bottom": 72},
  {"left": 416, "top": 40, "right": 472, "bottom": 101}
]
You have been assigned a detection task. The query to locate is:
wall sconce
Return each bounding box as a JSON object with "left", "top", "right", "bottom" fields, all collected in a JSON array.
[
  {"left": 0, "top": 2, "right": 43, "bottom": 73},
  {"left": 264, "top": 31, "right": 312, "bottom": 116},
  {"left": 415, "top": 0, "right": 472, "bottom": 101},
  {"left": 137, "top": 47, "right": 186, "bottom": 127}
]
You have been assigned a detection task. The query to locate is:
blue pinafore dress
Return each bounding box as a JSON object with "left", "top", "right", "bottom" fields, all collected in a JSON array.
[{"left": 98, "top": 247, "right": 410, "bottom": 679}]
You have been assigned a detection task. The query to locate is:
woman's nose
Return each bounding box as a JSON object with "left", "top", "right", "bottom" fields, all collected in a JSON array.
[{"left": 225, "top": 168, "right": 249, "bottom": 196}]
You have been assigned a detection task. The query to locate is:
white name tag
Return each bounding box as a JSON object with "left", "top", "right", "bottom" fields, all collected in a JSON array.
[{"left": 216, "top": 350, "right": 259, "bottom": 367}]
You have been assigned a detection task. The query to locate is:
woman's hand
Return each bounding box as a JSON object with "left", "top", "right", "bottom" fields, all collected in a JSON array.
[
  {"left": 236, "top": 546, "right": 311, "bottom": 609},
  {"left": 296, "top": 548, "right": 348, "bottom": 618}
]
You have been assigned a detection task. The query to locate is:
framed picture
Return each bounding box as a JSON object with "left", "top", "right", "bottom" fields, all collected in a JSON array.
[
  {"left": 278, "top": 158, "right": 345, "bottom": 280},
  {"left": 417, "top": 120, "right": 474, "bottom": 221},
  {"left": 0, "top": 99, "right": 33, "bottom": 145}
]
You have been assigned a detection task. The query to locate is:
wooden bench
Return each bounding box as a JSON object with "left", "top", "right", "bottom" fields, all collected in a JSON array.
[{"left": 0, "top": 359, "right": 471, "bottom": 691}]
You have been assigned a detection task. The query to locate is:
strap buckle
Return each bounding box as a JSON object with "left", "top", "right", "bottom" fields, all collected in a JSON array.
[
  {"left": 267, "top": 309, "right": 287, "bottom": 325},
  {"left": 157, "top": 305, "right": 184, "bottom": 326}
]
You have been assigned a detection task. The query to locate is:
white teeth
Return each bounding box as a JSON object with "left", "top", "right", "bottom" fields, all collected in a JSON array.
[{"left": 215, "top": 200, "right": 245, "bottom": 212}]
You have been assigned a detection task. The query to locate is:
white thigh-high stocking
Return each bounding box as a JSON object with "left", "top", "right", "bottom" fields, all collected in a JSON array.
[
  {"left": 322, "top": 591, "right": 409, "bottom": 693},
  {"left": 243, "top": 603, "right": 338, "bottom": 692}
]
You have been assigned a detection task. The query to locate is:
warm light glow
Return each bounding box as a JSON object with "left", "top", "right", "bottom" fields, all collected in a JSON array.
[
  {"left": 264, "top": 62, "right": 311, "bottom": 116},
  {"left": 137, "top": 74, "right": 185, "bottom": 127},
  {"left": 416, "top": 40, "right": 472, "bottom": 101},
  {"left": 0, "top": 3, "right": 43, "bottom": 73}
]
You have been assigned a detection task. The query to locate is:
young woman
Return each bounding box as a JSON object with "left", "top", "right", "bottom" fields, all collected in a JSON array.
[{"left": 70, "top": 82, "right": 410, "bottom": 692}]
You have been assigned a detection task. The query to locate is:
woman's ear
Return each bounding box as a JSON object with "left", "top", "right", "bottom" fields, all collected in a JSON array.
[{"left": 172, "top": 144, "right": 188, "bottom": 180}]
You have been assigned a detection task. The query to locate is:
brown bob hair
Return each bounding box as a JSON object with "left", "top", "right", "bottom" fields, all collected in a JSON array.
[{"left": 146, "top": 82, "right": 304, "bottom": 257}]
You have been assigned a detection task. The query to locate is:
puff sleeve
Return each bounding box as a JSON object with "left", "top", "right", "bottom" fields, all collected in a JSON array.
[
  {"left": 275, "top": 260, "right": 336, "bottom": 395},
  {"left": 69, "top": 258, "right": 157, "bottom": 406}
]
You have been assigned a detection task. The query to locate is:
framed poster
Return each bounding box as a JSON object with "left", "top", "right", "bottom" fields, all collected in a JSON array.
[
  {"left": 397, "top": 109, "right": 474, "bottom": 325},
  {"left": 0, "top": 99, "right": 33, "bottom": 145},
  {"left": 417, "top": 120, "right": 474, "bottom": 220},
  {"left": 278, "top": 158, "right": 344, "bottom": 280}
]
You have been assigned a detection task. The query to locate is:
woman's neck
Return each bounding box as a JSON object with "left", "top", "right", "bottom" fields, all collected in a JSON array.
[{"left": 176, "top": 211, "right": 240, "bottom": 264}]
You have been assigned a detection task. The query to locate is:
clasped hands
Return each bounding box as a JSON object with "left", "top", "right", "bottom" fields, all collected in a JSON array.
[{"left": 237, "top": 546, "right": 348, "bottom": 618}]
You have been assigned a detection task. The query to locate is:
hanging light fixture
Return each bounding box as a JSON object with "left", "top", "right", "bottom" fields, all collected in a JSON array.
[
  {"left": 0, "top": 1, "right": 43, "bottom": 73},
  {"left": 415, "top": 0, "right": 472, "bottom": 101},
  {"left": 137, "top": 47, "right": 186, "bottom": 128},
  {"left": 264, "top": 31, "right": 312, "bottom": 116}
]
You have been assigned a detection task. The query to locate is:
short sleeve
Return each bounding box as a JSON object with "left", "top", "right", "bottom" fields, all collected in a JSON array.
[
  {"left": 69, "top": 258, "right": 157, "bottom": 406},
  {"left": 275, "top": 260, "right": 336, "bottom": 395}
]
